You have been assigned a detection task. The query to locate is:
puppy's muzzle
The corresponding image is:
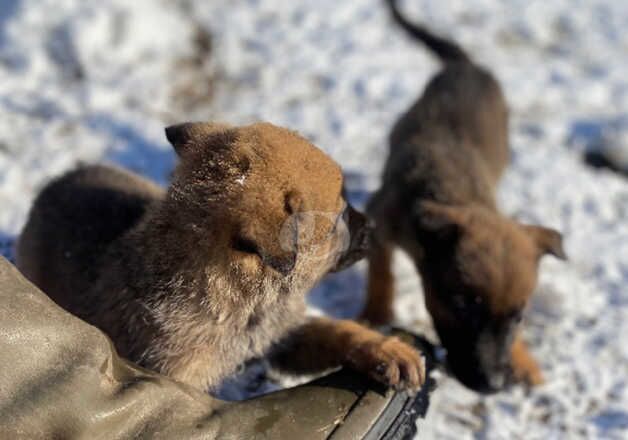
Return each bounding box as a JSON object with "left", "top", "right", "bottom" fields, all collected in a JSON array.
[
  {"left": 332, "top": 204, "right": 373, "bottom": 272},
  {"left": 443, "top": 326, "right": 515, "bottom": 394}
]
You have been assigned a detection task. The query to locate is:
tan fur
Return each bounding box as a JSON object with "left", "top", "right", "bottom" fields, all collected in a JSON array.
[
  {"left": 510, "top": 334, "right": 543, "bottom": 386},
  {"left": 362, "top": 6, "right": 565, "bottom": 393},
  {"left": 17, "top": 121, "right": 424, "bottom": 392}
]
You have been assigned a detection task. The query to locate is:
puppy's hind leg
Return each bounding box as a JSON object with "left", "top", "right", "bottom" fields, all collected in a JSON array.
[{"left": 361, "top": 241, "right": 395, "bottom": 325}]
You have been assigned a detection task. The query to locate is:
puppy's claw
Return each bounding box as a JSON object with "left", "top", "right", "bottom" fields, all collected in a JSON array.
[{"left": 347, "top": 335, "right": 425, "bottom": 391}]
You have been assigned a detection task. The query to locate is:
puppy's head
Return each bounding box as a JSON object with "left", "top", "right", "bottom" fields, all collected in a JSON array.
[
  {"left": 165, "top": 121, "right": 370, "bottom": 289},
  {"left": 415, "top": 201, "right": 566, "bottom": 393}
]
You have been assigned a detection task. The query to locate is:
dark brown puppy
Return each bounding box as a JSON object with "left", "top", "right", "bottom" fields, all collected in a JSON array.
[
  {"left": 362, "top": 0, "right": 566, "bottom": 393},
  {"left": 17, "top": 122, "right": 425, "bottom": 392}
]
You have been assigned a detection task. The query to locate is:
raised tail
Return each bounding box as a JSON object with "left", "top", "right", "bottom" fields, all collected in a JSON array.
[{"left": 386, "top": 0, "right": 470, "bottom": 63}]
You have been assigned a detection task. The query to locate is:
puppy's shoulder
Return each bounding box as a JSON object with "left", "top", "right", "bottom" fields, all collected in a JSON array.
[
  {"left": 49, "top": 164, "right": 164, "bottom": 199},
  {"left": 17, "top": 165, "right": 164, "bottom": 298}
]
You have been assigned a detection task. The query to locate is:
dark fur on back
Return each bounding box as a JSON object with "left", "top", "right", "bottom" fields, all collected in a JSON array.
[{"left": 16, "top": 166, "right": 163, "bottom": 312}]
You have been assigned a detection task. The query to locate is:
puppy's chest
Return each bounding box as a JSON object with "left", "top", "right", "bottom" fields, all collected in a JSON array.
[
  {"left": 230, "top": 294, "right": 306, "bottom": 358},
  {"left": 145, "top": 274, "right": 307, "bottom": 370}
]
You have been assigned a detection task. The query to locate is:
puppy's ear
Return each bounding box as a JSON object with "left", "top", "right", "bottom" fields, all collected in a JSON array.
[
  {"left": 414, "top": 201, "right": 467, "bottom": 241},
  {"left": 523, "top": 225, "right": 567, "bottom": 260},
  {"left": 165, "top": 122, "right": 233, "bottom": 157}
]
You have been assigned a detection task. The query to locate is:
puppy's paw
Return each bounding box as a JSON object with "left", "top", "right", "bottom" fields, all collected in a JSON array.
[
  {"left": 512, "top": 360, "right": 544, "bottom": 386},
  {"left": 346, "top": 335, "right": 425, "bottom": 392},
  {"left": 511, "top": 341, "right": 544, "bottom": 386}
]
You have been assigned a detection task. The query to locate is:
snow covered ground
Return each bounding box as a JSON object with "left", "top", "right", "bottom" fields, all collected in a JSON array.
[{"left": 1, "top": 0, "right": 628, "bottom": 438}]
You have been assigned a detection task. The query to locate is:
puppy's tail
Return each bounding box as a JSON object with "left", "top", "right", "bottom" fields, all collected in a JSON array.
[{"left": 386, "top": 0, "right": 470, "bottom": 64}]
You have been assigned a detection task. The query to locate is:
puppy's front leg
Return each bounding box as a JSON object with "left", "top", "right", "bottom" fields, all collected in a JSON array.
[
  {"left": 511, "top": 334, "right": 544, "bottom": 386},
  {"left": 270, "top": 317, "right": 425, "bottom": 391},
  {"left": 361, "top": 242, "right": 395, "bottom": 325}
]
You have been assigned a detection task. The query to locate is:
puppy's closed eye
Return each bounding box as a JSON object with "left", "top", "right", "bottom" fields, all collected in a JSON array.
[{"left": 233, "top": 235, "right": 261, "bottom": 257}]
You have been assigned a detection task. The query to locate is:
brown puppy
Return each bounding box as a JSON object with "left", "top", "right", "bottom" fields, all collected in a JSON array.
[
  {"left": 17, "top": 121, "right": 425, "bottom": 393},
  {"left": 362, "top": 0, "right": 566, "bottom": 393}
]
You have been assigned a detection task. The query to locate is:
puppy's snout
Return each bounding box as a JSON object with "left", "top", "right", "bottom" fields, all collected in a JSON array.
[
  {"left": 346, "top": 204, "right": 373, "bottom": 252},
  {"left": 331, "top": 204, "right": 372, "bottom": 272},
  {"left": 441, "top": 324, "right": 515, "bottom": 394},
  {"left": 447, "top": 358, "right": 509, "bottom": 394},
  {"left": 487, "top": 370, "right": 507, "bottom": 391}
]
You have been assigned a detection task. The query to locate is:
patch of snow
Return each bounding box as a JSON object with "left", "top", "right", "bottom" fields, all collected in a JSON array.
[{"left": 1, "top": 0, "right": 627, "bottom": 438}]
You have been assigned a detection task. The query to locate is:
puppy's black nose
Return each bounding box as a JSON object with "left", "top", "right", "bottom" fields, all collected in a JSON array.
[
  {"left": 331, "top": 204, "right": 372, "bottom": 272},
  {"left": 458, "top": 373, "right": 505, "bottom": 394},
  {"left": 345, "top": 204, "right": 373, "bottom": 252},
  {"left": 445, "top": 353, "right": 510, "bottom": 394}
]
